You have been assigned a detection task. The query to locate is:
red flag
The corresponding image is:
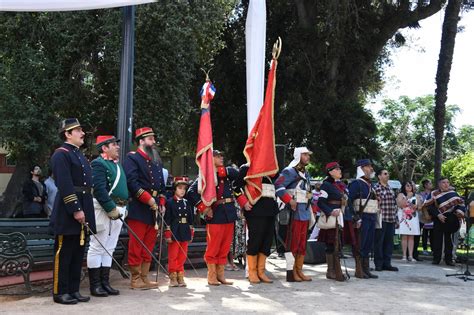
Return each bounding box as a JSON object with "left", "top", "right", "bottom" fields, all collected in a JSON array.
[
  {"left": 243, "top": 59, "right": 279, "bottom": 204},
  {"left": 195, "top": 81, "right": 217, "bottom": 206}
]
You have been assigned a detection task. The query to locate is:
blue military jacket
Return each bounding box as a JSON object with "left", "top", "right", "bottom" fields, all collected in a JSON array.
[
  {"left": 187, "top": 166, "right": 239, "bottom": 224},
  {"left": 49, "top": 142, "right": 95, "bottom": 235},
  {"left": 318, "top": 179, "right": 347, "bottom": 216},
  {"left": 164, "top": 197, "right": 194, "bottom": 242},
  {"left": 275, "top": 166, "right": 312, "bottom": 221},
  {"left": 123, "top": 149, "right": 166, "bottom": 225},
  {"left": 347, "top": 177, "right": 377, "bottom": 221}
]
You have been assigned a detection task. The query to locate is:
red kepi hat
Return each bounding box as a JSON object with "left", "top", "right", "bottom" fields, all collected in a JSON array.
[
  {"left": 325, "top": 161, "right": 341, "bottom": 172},
  {"left": 135, "top": 127, "right": 155, "bottom": 141},
  {"left": 95, "top": 135, "right": 120, "bottom": 150}
]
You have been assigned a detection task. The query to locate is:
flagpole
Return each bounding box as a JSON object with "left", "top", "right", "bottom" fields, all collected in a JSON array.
[
  {"left": 117, "top": 5, "right": 135, "bottom": 161},
  {"left": 245, "top": 0, "right": 266, "bottom": 135}
]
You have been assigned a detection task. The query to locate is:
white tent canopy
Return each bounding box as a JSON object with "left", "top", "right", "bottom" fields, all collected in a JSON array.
[{"left": 0, "top": 0, "right": 155, "bottom": 12}]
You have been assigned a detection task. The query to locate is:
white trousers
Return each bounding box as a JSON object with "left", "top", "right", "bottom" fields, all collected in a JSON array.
[{"left": 87, "top": 209, "right": 124, "bottom": 268}]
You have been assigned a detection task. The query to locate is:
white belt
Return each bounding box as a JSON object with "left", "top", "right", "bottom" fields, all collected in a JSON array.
[{"left": 261, "top": 183, "right": 276, "bottom": 199}]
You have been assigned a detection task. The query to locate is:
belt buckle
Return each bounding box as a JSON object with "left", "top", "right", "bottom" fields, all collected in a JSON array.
[
  {"left": 181, "top": 218, "right": 187, "bottom": 224},
  {"left": 152, "top": 190, "right": 158, "bottom": 197}
]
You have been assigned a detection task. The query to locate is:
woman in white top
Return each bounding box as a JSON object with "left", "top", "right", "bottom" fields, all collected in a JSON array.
[{"left": 396, "top": 182, "right": 422, "bottom": 262}]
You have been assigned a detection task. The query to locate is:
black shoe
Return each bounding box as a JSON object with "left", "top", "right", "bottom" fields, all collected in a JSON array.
[
  {"left": 89, "top": 268, "right": 108, "bottom": 297},
  {"left": 375, "top": 266, "right": 383, "bottom": 272},
  {"left": 101, "top": 267, "right": 120, "bottom": 295},
  {"left": 382, "top": 266, "right": 399, "bottom": 271},
  {"left": 445, "top": 261, "right": 455, "bottom": 266},
  {"left": 432, "top": 260, "right": 440, "bottom": 265},
  {"left": 70, "top": 292, "right": 90, "bottom": 302},
  {"left": 53, "top": 294, "right": 78, "bottom": 305},
  {"left": 277, "top": 253, "right": 284, "bottom": 258}
]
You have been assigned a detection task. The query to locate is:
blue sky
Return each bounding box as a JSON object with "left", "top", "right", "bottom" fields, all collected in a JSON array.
[{"left": 370, "top": 8, "right": 473, "bottom": 128}]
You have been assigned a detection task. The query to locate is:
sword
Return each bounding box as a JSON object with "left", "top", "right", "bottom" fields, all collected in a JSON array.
[
  {"left": 156, "top": 217, "right": 165, "bottom": 283},
  {"left": 84, "top": 222, "right": 130, "bottom": 279},
  {"left": 119, "top": 218, "right": 168, "bottom": 276}
]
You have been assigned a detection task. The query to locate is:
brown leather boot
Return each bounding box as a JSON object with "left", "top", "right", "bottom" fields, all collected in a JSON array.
[
  {"left": 296, "top": 255, "right": 312, "bottom": 281},
  {"left": 326, "top": 254, "right": 336, "bottom": 280},
  {"left": 169, "top": 272, "right": 179, "bottom": 287},
  {"left": 140, "top": 262, "right": 159, "bottom": 288},
  {"left": 362, "top": 257, "right": 378, "bottom": 279},
  {"left": 292, "top": 254, "right": 303, "bottom": 282},
  {"left": 257, "top": 253, "right": 273, "bottom": 283},
  {"left": 129, "top": 265, "right": 147, "bottom": 290},
  {"left": 177, "top": 272, "right": 187, "bottom": 287},
  {"left": 207, "top": 264, "right": 220, "bottom": 286},
  {"left": 247, "top": 255, "right": 260, "bottom": 284},
  {"left": 216, "top": 264, "right": 233, "bottom": 285},
  {"left": 354, "top": 256, "right": 368, "bottom": 279},
  {"left": 333, "top": 254, "right": 347, "bottom": 282}
]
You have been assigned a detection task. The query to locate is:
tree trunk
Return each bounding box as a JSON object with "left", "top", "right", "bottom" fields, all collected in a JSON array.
[
  {"left": 0, "top": 160, "right": 29, "bottom": 218},
  {"left": 433, "top": 0, "right": 462, "bottom": 185}
]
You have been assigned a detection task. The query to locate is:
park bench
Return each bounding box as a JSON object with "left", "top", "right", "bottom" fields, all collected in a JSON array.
[{"left": 0, "top": 218, "right": 129, "bottom": 290}]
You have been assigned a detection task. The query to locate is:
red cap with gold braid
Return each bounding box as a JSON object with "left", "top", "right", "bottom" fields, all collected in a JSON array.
[{"left": 135, "top": 127, "right": 155, "bottom": 141}]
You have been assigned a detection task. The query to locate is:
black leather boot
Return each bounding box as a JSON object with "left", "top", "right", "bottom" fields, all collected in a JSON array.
[
  {"left": 89, "top": 268, "right": 108, "bottom": 297},
  {"left": 101, "top": 266, "right": 120, "bottom": 295}
]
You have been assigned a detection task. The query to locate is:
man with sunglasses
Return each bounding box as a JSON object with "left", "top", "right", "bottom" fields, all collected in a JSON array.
[{"left": 373, "top": 169, "right": 399, "bottom": 272}]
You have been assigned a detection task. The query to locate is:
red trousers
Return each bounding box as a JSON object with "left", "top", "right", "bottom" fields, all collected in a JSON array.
[
  {"left": 288, "top": 219, "right": 308, "bottom": 256},
  {"left": 167, "top": 241, "right": 188, "bottom": 273},
  {"left": 127, "top": 218, "right": 157, "bottom": 267},
  {"left": 205, "top": 223, "right": 234, "bottom": 265}
]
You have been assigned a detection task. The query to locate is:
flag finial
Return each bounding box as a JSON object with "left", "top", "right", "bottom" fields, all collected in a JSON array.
[
  {"left": 200, "top": 68, "right": 213, "bottom": 82},
  {"left": 272, "top": 37, "right": 282, "bottom": 60}
]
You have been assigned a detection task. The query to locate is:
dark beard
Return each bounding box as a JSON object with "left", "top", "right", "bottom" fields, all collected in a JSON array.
[{"left": 144, "top": 144, "right": 162, "bottom": 164}]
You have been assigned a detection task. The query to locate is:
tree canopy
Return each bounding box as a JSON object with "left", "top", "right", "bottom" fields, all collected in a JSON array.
[{"left": 0, "top": 1, "right": 450, "bottom": 215}]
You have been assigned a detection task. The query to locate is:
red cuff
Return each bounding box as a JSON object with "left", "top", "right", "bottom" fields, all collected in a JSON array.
[
  {"left": 196, "top": 202, "right": 207, "bottom": 213},
  {"left": 164, "top": 230, "right": 171, "bottom": 239},
  {"left": 217, "top": 166, "right": 227, "bottom": 178},
  {"left": 138, "top": 191, "right": 153, "bottom": 204},
  {"left": 190, "top": 228, "right": 194, "bottom": 238},
  {"left": 280, "top": 193, "right": 292, "bottom": 204},
  {"left": 159, "top": 196, "right": 166, "bottom": 206},
  {"left": 236, "top": 195, "right": 248, "bottom": 208}
]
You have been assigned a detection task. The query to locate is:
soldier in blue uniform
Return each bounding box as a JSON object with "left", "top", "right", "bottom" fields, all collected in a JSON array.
[
  {"left": 87, "top": 135, "right": 128, "bottom": 297},
  {"left": 50, "top": 118, "right": 95, "bottom": 305},
  {"left": 347, "top": 159, "right": 378, "bottom": 279},
  {"left": 275, "top": 147, "right": 314, "bottom": 282},
  {"left": 317, "top": 162, "right": 348, "bottom": 282},
  {"left": 124, "top": 127, "right": 167, "bottom": 289},
  {"left": 188, "top": 150, "right": 239, "bottom": 286},
  {"left": 233, "top": 164, "right": 278, "bottom": 284},
  {"left": 164, "top": 178, "right": 194, "bottom": 287}
]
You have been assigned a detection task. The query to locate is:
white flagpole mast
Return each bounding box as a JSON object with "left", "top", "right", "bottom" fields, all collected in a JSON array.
[{"left": 245, "top": 0, "right": 266, "bottom": 135}]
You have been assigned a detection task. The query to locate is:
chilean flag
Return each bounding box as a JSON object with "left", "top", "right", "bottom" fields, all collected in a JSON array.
[
  {"left": 243, "top": 58, "right": 279, "bottom": 204},
  {"left": 195, "top": 81, "right": 217, "bottom": 206}
]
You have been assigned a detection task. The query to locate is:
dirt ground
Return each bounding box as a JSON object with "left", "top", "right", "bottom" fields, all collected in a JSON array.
[{"left": 1, "top": 255, "right": 472, "bottom": 314}]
